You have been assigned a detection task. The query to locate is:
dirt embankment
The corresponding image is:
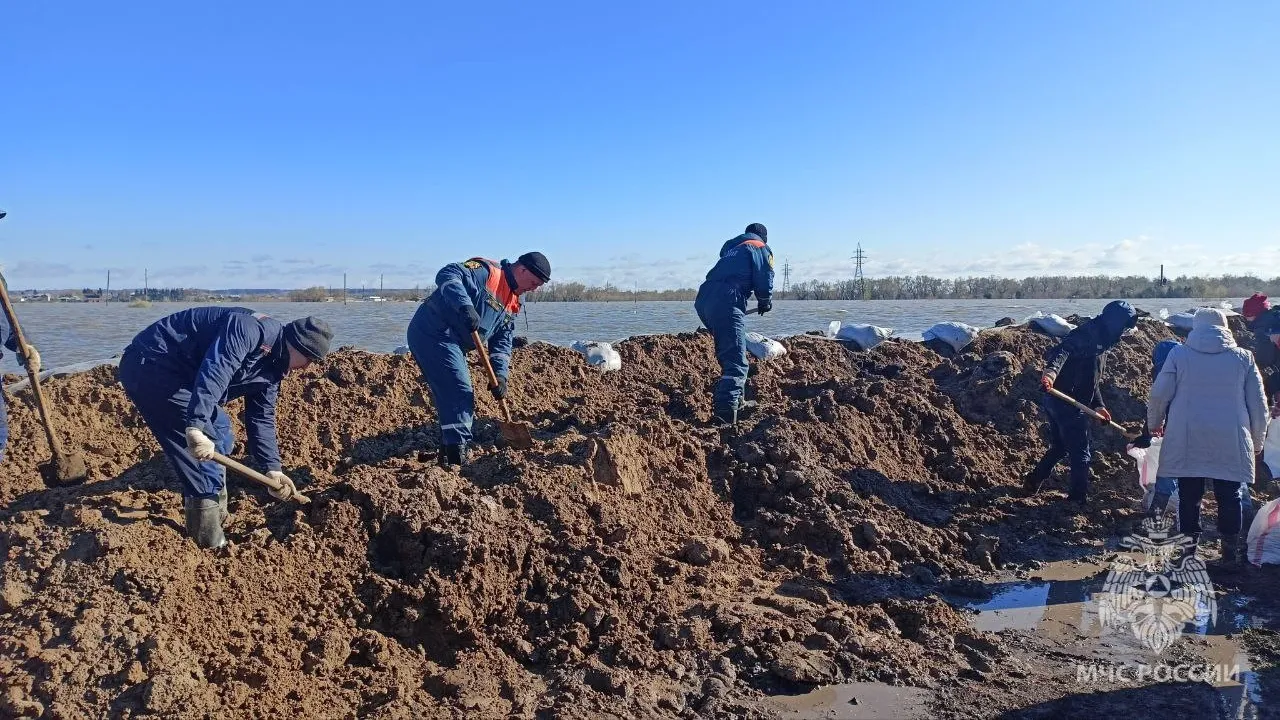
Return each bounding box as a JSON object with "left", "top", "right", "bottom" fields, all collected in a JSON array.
[{"left": 0, "top": 320, "right": 1176, "bottom": 718}]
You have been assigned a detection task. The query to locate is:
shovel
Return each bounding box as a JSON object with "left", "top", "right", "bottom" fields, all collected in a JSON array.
[
  {"left": 471, "top": 330, "right": 534, "bottom": 449},
  {"left": 1045, "top": 387, "right": 1139, "bottom": 440},
  {"left": 209, "top": 452, "right": 310, "bottom": 504},
  {"left": 0, "top": 273, "right": 89, "bottom": 484}
]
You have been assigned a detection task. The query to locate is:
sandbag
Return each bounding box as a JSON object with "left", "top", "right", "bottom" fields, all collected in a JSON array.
[
  {"left": 921, "top": 322, "right": 980, "bottom": 354},
  {"left": 1027, "top": 312, "right": 1075, "bottom": 338},
  {"left": 1165, "top": 312, "right": 1196, "bottom": 332},
  {"left": 571, "top": 341, "right": 622, "bottom": 372},
  {"left": 835, "top": 323, "right": 893, "bottom": 351},
  {"left": 1266, "top": 420, "right": 1280, "bottom": 479},
  {"left": 1247, "top": 497, "right": 1280, "bottom": 566},
  {"left": 745, "top": 332, "right": 786, "bottom": 361},
  {"left": 1126, "top": 437, "right": 1177, "bottom": 515}
]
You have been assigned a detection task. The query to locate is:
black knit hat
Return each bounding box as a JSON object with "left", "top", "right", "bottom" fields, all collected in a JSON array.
[
  {"left": 517, "top": 251, "right": 552, "bottom": 282},
  {"left": 744, "top": 223, "right": 767, "bottom": 242},
  {"left": 284, "top": 316, "right": 333, "bottom": 361}
]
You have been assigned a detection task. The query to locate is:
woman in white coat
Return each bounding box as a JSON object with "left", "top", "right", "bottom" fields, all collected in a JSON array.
[{"left": 1147, "top": 308, "right": 1268, "bottom": 565}]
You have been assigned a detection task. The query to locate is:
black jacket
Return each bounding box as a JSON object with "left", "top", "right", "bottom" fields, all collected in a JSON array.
[{"left": 1044, "top": 301, "right": 1138, "bottom": 408}]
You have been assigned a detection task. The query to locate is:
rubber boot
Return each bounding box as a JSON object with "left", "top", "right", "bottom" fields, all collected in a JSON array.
[
  {"left": 1212, "top": 537, "right": 1241, "bottom": 567},
  {"left": 216, "top": 485, "right": 229, "bottom": 527},
  {"left": 1186, "top": 533, "right": 1202, "bottom": 560},
  {"left": 1020, "top": 471, "right": 1047, "bottom": 497},
  {"left": 184, "top": 497, "right": 227, "bottom": 550},
  {"left": 737, "top": 400, "right": 759, "bottom": 418},
  {"left": 712, "top": 406, "right": 737, "bottom": 427},
  {"left": 439, "top": 443, "right": 467, "bottom": 468}
]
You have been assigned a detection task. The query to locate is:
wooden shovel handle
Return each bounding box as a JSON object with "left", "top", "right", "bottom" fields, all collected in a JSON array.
[
  {"left": 0, "top": 273, "right": 66, "bottom": 457},
  {"left": 471, "top": 330, "right": 515, "bottom": 423},
  {"left": 210, "top": 452, "right": 310, "bottom": 504},
  {"left": 1045, "top": 387, "right": 1138, "bottom": 439}
]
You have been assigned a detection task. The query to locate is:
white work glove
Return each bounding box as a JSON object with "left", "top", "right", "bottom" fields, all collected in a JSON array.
[
  {"left": 185, "top": 426, "right": 216, "bottom": 461},
  {"left": 266, "top": 471, "right": 297, "bottom": 501},
  {"left": 21, "top": 344, "right": 40, "bottom": 373}
]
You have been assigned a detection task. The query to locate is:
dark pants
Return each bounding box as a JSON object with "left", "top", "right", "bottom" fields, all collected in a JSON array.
[
  {"left": 406, "top": 310, "right": 475, "bottom": 447},
  {"left": 0, "top": 377, "right": 7, "bottom": 463},
  {"left": 1178, "top": 477, "right": 1244, "bottom": 538},
  {"left": 1029, "top": 396, "right": 1092, "bottom": 502},
  {"left": 118, "top": 349, "right": 233, "bottom": 499},
  {"left": 695, "top": 282, "right": 749, "bottom": 414}
]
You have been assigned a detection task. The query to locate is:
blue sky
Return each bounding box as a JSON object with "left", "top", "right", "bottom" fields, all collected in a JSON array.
[{"left": 2, "top": 1, "right": 1278, "bottom": 290}]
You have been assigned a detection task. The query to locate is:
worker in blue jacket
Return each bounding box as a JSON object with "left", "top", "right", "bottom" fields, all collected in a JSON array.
[
  {"left": 118, "top": 307, "right": 332, "bottom": 549},
  {"left": 1023, "top": 300, "right": 1139, "bottom": 505},
  {"left": 407, "top": 252, "right": 551, "bottom": 467},
  {"left": 695, "top": 223, "right": 774, "bottom": 425}
]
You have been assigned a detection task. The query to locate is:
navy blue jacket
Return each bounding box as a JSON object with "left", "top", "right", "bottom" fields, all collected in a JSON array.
[
  {"left": 126, "top": 307, "right": 289, "bottom": 470},
  {"left": 1249, "top": 308, "right": 1280, "bottom": 398},
  {"left": 1044, "top": 301, "right": 1138, "bottom": 408},
  {"left": 701, "top": 233, "right": 774, "bottom": 305},
  {"left": 417, "top": 259, "right": 518, "bottom": 380}
]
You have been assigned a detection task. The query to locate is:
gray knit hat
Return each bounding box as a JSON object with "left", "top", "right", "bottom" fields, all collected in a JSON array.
[{"left": 284, "top": 317, "right": 333, "bottom": 361}]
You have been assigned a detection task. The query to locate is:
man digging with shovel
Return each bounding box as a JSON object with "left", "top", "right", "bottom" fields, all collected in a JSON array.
[
  {"left": 407, "top": 252, "right": 550, "bottom": 467},
  {"left": 118, "top": 308, "right": 332, "bottom": 549}
]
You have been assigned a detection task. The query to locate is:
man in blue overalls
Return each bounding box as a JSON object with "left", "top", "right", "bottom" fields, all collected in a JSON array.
[
  {"left": 407, "top": 252, "right": 551, "bottom": 467},
  {"left": 118, "top": 307, "right": 332, "bottom": 548},
  {"left": 0, "top": 304, "right": 40, "bottom": 463},
  {"left": 695, "top": 223, "right": 774, "bottom": 426}
]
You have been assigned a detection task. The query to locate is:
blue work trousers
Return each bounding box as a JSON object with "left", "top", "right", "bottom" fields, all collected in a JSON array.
[
  {"left": 118, "top": 349, "right": 233, "bottom": 499},
  {"left": 407, "top": 316, "right": 474, "bottom": 446},
  {"left": 695, "top": 282, "right": 749, "bottom": 414},
  {"left": 1030, "top": 396, "right": 1093, "bottom": 502}
]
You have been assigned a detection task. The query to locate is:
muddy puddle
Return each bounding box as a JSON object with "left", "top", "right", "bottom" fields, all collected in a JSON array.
[{"left": 948, "top": 554, "right": 1267, "bottom": 718}]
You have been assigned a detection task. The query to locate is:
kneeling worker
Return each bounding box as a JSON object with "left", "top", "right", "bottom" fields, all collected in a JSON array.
[
  {"left": 695, "top": 223, "right": 774, "bottom": 426},
  {"left": 119, "top": 307, "right": 332, "bottom": 548},
  {"left": 407, "top": 252, "right": 550, "bottom": 466}
]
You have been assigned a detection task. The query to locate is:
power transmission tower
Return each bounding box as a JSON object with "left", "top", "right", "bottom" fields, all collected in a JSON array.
[
  {"left": 782, "top": 259, "right": 791, "bottom": 297},
  {"left": 852, "top": 244, "right": 867, "bottom": 299}
]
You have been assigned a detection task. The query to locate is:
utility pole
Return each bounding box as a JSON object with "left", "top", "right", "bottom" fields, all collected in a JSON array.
[
  {"left": 782, "top": 259, "right": 791, "bottom": 297},
  {"left": 106, "top": 270, "right": 111, "bottom": 303},
  {"left": 852, "top": 244, "right": 867, "bottom": 300},
  {"left": 343, "top": 273, "right": 347, "bottom": 304},
  {"left": 144, "top": 268, "right": 149, "bottom": 300},
  {"left": 380, "top": 274, "right": 384, "bottom": 295}
]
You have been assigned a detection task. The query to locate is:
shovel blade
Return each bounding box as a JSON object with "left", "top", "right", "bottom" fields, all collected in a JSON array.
[
  {"left": 50, "top": 452, "right": 89, "bottom": 485},
  {"left": 499, "top": 421, "right": 535, "bottom": 450}
]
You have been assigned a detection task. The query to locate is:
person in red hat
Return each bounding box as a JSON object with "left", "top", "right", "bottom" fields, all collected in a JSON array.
[{"left": 1241, "top": 293, "right": 1280, "bottom": 416}]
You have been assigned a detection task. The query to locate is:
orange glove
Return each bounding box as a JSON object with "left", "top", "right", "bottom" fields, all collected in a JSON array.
[{"left": 1094, "top": 408, "right": 1112, "bottom": 425}]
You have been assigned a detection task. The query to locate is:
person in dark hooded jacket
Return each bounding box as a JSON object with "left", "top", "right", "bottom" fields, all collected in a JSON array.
[
  {"left": 1023, "top": 300, "right": 1139, "bottom": 504},
  {"left": 1242, "top": 293, "right": 1280, "bottom": 412}
]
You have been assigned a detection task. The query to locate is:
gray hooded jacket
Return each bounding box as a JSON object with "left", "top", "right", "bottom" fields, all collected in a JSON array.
[{"left": 1147, "top": 309, "right": 1269, "bottom": 484}]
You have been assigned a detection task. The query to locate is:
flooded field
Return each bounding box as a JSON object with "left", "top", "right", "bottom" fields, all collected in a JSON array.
[{"left": 0, "top": 297, "right": 1233, "bottom": 373}]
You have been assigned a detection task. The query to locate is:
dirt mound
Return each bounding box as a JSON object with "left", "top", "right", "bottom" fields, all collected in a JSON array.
[{"left": 0, "top": 327, "right": 1169, "bottom": 717}]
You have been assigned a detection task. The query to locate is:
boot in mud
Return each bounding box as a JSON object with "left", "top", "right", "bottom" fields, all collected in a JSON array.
[
  {"left": 184, "top": 497, "right": 227, "bottom": 550},
  {"left": 216, "top": 485, "right": 230, "bottom": 527},
  {"left": 712, "top": 406, "right": 737, "bottom": 428},
  {"left": 1020, "top": 472, "right": 1047, "bottom": 497},
  {"left": 439, "top": 443, "right": 467, "bottom": 468},
  {"left": 1211, "top": 537, "right": 1242, "bottom": 568},
  {"left": 737, "top": 400, "right": 759, "bottom": 419}
]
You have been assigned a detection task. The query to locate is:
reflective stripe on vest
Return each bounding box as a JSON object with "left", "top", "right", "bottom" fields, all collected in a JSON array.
[{"left": 469, "top": 258, "right": 522, "bottom": 314}]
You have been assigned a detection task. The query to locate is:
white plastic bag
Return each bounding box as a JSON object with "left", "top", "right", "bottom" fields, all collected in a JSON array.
[
  {"left": 745, "top": 332, "right": 787, "bottom": 361},
  {"left": 1265, "top": 420, "right": 1280, "bottom": 479},
  {"left": 1246, "top": 498, "right": 1280, "bottom": 566},
  {"left": 1027, "top": 312, "right": 1076, "bottom": 337},
  {"left": 1126, "top": 437, "right": 1176, "bottom": 515},
  {"left": 836, "top": 323, "right": 894, "bottom": 351},
  {"left": 922, "top": 322, "right": 980, "bottom": 353},
  {"left": 571, "top": 341, "right": 622, "bottom": 372}
]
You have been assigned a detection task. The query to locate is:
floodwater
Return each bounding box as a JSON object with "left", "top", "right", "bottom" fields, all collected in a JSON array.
[
  {"left": 0, "top": 297, "right": 1231, "bottom": 374},
  {"left": 950, "top": 557, "right": 1265, "bottom": 718}
]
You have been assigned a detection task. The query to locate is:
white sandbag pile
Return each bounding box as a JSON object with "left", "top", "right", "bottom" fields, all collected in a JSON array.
[
  {"left": 745, "top": 332, "right": 787, "bottom": 360},
  {"left": 830, "top": 322, "right": 894, "bottom": 351},
  {"left": 922, "top": 322, "right": 981, "bottom": 353},
  {"left": 1026, "top": 312, "right": 1075, "bottom": 337},
  {"left": 571, "top": 341, "right": 622, "bottom": 372}
]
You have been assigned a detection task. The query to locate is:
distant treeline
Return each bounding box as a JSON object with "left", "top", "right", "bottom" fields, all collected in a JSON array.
[{"left": 530, "top": 275, "right": 1280, "bottom": 302}]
